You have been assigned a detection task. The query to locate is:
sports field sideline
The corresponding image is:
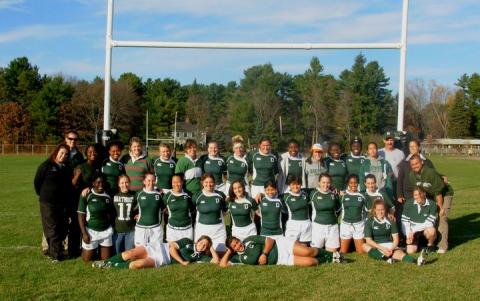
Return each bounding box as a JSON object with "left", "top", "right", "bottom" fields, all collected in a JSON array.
[{"left": 0, "top": 155, "right": 479, "bottom": 300}]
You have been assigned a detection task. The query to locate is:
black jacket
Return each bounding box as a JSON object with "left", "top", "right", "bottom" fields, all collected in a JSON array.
[{"left": 34, "top": 160, "right": 73, "bottom": 206}]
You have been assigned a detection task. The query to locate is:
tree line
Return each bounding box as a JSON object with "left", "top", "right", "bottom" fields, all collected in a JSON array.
[{"left": 0, "top": 55, "right": 478, "bottom": 149}]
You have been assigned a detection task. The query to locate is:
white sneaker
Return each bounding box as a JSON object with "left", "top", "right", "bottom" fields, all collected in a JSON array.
[
  {"left": 437, "top": 249, "right": 446, "bottom": 254},
  {"left": 417, "top": 249, "right": 428, "bottom": 266},
  {"left": 332, "top": 251, "right": 342, "bottom": 263},
  {"left": 92, "top": 260, "right": 112, "bottom": 269},
  {"left": 386, "top": 258, "right": 395, "bottom": 264}
]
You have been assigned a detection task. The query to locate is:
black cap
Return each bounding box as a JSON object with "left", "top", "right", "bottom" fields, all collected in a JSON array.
[{"left": 350, "top": 136, "right": 362, "bottom": 145}]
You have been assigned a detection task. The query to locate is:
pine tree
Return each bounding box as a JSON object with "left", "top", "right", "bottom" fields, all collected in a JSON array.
[{"left": 447, "top": 90, "right": 471, "bottom": 138}]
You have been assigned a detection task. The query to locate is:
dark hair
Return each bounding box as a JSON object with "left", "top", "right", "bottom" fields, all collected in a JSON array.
[
  {"left": 369, "top": 198, "right": 386, "bottom": 218},
  {"left": 258, "top": 136, "right": 272, "bottom": 145},
  {"left": 409, "top": 138, "right": 421, "bottom": 148},
  {"left": 107, "top": 140, "right": 123, "bottom": 151},
  {"left": 413, "top": 186, "right": 426, "bottom": 195},
  {"left": 84, "top": 143, "right": 97, "bottom": 156},
  {"left": 365, "top": 174, "right": 377, "bottom": 183},
  {"left": 367, "top": 142, "right": 378, "bottom": 149},
  {"left": 143, "top": 172, "right": 156, "bottom": 181},
  {"left": 328, "top": 143, "right": 341, "bottom": 154},
  {"left": 346, "top": 174, "right": 359, "bottom": 184},
  {"left": 196, "top": 235, "right": 213, "bottom": 252},
  {"left": 117, "top": 174, "right": 130, "bottom": 184},
  {"left": 185, "top": 139, "right": 197, "bottom": 150},
  {"left": 410, "top": 154, "right": 422, "bottom": 162},
  {"left": 263, "top": 180, "right": 277, "bottom": 190},
  {"left": 228, "top": 179, "right": 245, "bottom": 200},
  {"left": 287, "top": 139, "right": 299, "bottom": 147},
  {"left": 49, "top": 143, "right": 70, "bottom": 163},
  {"left": 91, "top": 172, "right": 106, "bottom": 185},
  {"left": 318, "top": 172, "right": 331, "bottom": 182},
  {"left": 350, "top": 136, "right": 363, "bottom": 147},
  {"left": 226, "top": 236, "right": 241, "bottom": 251},
  {"left": 171, "top": 173, "right": 184, "bottom": 182},
  {"left": 201, "top": 172, "right": 215, "bottom": 183},
  {"left": 287, "top": 175, "right": 301, "bottom": 186},
  {"left": 159, "top": 143, "right": 171, "bottom": 150}
]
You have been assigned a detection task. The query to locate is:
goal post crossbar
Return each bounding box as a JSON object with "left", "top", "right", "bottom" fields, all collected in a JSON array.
[{"left": 103, "top": 0, "right": 409, "bottom": 143}]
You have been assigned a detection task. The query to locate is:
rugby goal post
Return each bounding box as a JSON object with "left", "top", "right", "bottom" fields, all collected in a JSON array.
[{"left": 102, "top": 0, "right": 409, "bottom": 144}]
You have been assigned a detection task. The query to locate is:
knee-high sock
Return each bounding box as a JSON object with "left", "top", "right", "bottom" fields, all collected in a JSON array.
[
  {"left": 368, "top": 248, "right": 384, "bottom": 260},
  {"left": 402, "top": 255, "right": 415, "bottom": 263},
  {"left": 106, "top": 253, "right": 126, "bottom": 264},
  {"left": 315, "top": 248, "right": 333, "bottom": 264}
]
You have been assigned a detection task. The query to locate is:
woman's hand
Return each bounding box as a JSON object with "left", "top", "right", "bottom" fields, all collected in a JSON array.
[
  {"left": 258, "top": 254, "right": 267, "bottom": 265},
  {"left": 82, "top": 233, "right": 90, "bottom": 244},
  {"left": 180, "top": 260, "right": 190, "bottom": 266},
  {"left": 380, "top": 247, "right": 393, "bottom": 257},
  {"left": 81, "top": 187, "right": 90, "bottom": 197},
  {"left": 388, "top": 213, "right": 396, "bottom": 222},
  {"left": 406, "top": 233, "right": 414, "bottom": 245}
]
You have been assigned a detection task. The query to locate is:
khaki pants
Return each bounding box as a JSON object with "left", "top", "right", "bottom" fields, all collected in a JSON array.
[{"left": 437, "top": 195, "right": 453, "bottom": 251}]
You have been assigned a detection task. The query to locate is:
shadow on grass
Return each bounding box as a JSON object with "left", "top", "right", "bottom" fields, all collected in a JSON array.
[{"left": 449, "top": 213, "right": 480, "bottom": 250}]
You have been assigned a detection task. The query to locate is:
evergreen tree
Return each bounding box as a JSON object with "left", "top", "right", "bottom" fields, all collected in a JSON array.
[{"left": 447, "top": 90, "right": 471, "bottom": 138}]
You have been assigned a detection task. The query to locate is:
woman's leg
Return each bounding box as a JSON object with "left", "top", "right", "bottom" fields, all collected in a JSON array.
[
  {"left": 129, "top": 258, "right": 156, "bottom": 269},
  {"left": 82, "top": 249, "right": 95, "bottom": 262},
  {"left": 292, "top": 241, "right": 317, "bottom": 257},
  {"left": 406, "top": 244, "right": 418, "bottom": 254},
  {"left": 293, "top": 256, "right": 318, "bottom": 267},
  {"left": 100, "top": 246, "right": 112, "bottom": 260},
  {"left": 353, "top": 239, "right": 365, "bottom": 254},
  {"left": 122, "top": 246, "right": 148, "bottom": 261},
  {"left": 362, "top": 243, "right": 372, "bottom": 253},
  {"left": 340, "top": 239, "right": 351, "bottom": 254}
]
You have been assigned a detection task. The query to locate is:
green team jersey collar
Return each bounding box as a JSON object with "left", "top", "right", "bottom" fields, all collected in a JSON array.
[
  {"left": 316, "top": 188, "right": 333, "bottom": 194},
  {"left": 185, "top": 154, "right": 198, "bottom": 164},
  {"left": 414, "top": 198, "right": 431, "bottom": 209},
  {"left": 201, "top": 190, "right": 223, "bottom": 197},
  {"left": 345, "top": 190, "right": 363, "bottom": 196},
  {"left": 142, "top": 188, "right": 159, "bottom": 194},
  {"left": 349, "top": 153, "right": 365, "bottom": 159},
  {"left": 170, "top": 190, "right": 188, "bottom": 197},
  {"left": 366, "top": 189, "right": 382, "bottom": 196},
  {"left": 373, "top": 216, "right": 391, "bottom": 225},
  {"left": 91, "top": 189, "right": 110, "bottom": 198}
]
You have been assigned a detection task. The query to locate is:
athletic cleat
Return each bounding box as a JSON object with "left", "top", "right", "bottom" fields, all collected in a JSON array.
[
  {"left": 417, "top": 249, "right": 428, "bottom": 266},
  {"left": 332, "top": 251, "right": 343, "bottom": 263},
  {"left": 386, "top": 258, "right": 395, "bottom": 264},
  {"left": 92, "top": 260, "right": 112, "bottom": 269},
  {"left": 437, "top": 249, "right": 446, "bottom": 254}
]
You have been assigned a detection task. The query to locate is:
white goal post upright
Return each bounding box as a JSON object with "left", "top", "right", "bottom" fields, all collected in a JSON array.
[{"left": 102, "top": 0, "right": 409, "bottom": 143}]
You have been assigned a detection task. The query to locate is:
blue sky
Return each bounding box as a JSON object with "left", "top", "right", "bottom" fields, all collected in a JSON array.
[{"left": 1, "top": 0, "right": 479, "bottom": 92}]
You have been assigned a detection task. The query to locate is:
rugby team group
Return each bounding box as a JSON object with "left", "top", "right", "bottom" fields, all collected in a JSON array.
[{"left": 33, "top": 130, "right": 453, "bottom": 269}]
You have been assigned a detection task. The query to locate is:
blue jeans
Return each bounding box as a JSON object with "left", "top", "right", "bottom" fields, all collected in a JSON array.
[{"left": 113, "top": 231, "right": 135, "bottom": 254}]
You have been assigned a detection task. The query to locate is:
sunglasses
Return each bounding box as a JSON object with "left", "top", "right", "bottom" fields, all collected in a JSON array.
[{"left": 67, "top": 137, "right": 78, "bottom": 141}]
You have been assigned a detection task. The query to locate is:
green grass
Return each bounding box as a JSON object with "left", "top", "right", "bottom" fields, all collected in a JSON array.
[{"left": 0, "top": 155, "right": 479, "bottom": 300}]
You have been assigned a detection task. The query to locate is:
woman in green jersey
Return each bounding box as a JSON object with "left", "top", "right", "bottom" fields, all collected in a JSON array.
[
  {"left": 101, "top": 141, "right": 125, "bottom": 195},
  {"left": 339, "top": 175, "right": 367, "bottom": 254},
  {"left": 281, "top": 176, "right": 311, "bottom": 244},
  {"left": 227, "top": 179, "right": 258, "bottom": 241},
  {"left": 249, "top": 136, "right": 279, "bottom": 200},
  {"left": 363, "top": 199, "right": 427, "bottom": 265},
  {"left": 73, "top": 144, "right": 102, "bottom": 191},
  {"left": 278, "top": 139, "right": 304, "bottom": 193},
  {"left": 225, "top": 135, "right": 250, "bottom": 195},
  {"left": 93, "top": 235, "right": 219, "bottom": 269},
  {"left": 200, "top": 141, "right": 226, "bottom": 192},
  {"left": 345, "top": 137, "right": 365, "bottom": 178},
  {"left": 363, "top": 174, "right": 395, "bottom": 219},
  {"left": 193, "top": 173, "right": 227, "bottom": 253},
  {"left": 112, "top": 175, "right": 137, "bottom": 254},
  {"left": 325, "top": 143, "right": 348, "bottom": 193},
  {"left": 78, "top": 173, "right": 114, "bottom": 262},
  {"left": 153, "top": 143, "right": 176, "bottom": 192},
  {"left": 310, "top": 173, "right": 341, "bottom": 251},
  {"left": 259, "top": 181, "right": 286, "bottom": 240}
]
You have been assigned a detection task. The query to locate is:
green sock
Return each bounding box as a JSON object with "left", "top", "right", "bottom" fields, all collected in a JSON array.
[
  {"left": 113, "top": 261, "right": 130, "bottom": 269},
  {"left": 315, "top": 248, "right": 333, "bottom": 264},
  {"left": 402, "top": 255, "right": 415, "bottom": 263},
  {"left": 368, "top": 248, "right": 384, "bottom": 261},
  {"left": 106, "top": 254, "right": 126, "bottom": 264}
]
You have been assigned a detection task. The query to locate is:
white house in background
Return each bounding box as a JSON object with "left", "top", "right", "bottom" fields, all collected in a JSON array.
[{"left": 172, "top": 121, "right": 207, "bottom": 147}]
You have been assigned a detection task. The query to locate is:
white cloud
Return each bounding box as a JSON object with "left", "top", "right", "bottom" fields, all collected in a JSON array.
[{"left": 0, "top": 0, "right": 24, "bottom": 10}]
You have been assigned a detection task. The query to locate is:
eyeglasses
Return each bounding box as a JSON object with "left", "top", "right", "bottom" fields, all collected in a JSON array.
[{"left": 67, "top": 137, "right": 78, "bottom": 141}]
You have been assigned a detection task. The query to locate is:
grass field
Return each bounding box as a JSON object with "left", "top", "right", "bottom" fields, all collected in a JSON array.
[{"left": 0, "top": 155, "right": 479, "bottom": 300}]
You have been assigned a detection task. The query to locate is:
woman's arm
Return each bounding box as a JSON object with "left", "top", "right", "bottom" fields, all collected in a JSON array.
[
  {"left": 258, "top": 237, "right": 275, "bottom": 265},
  {"left": 365, "top": 237, "right": 391, "bottom": 256},
  {"left": 209, "top": 246, "right": 220, "bottom": 264},
  {"left": 72, "top": 167, "right": 82, "bottom": 187},
  {"left": 77, "top": 213, "right": 90, "bottom": 244},
  {"left": 168, "top": 242, "right": 189, "bottom": 266},
  {"left": 219, "top": 248, "right": 233, "bottom": 267}
]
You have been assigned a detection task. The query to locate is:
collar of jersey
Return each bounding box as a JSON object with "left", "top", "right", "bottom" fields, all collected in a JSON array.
[
  {"left": 142, "top": 188, "right": 160, "bottom": 194},
  {"left": 257, "top": 151, "right": 273, "bottom": 157},
  {"left": 349, "top": 153, "right": 365, "bottom": 159},
  {"left": 288, "top": 191, "right": 302, "bottom": 197},
  {"left": 367, "top": 189, "right": 382, "bottom": 196},
  {"left": 374, "top": 216, "right": 390, "bottom": 224},
  {"left": 208, "top": 155, "right": 223, "bottom": 161},
  {"left": 91, "top": 189, "right": 110, "bottom": 197},
  {"left": 158, "top": 157, "right": 175, "bottom": 164},
  {"left": 415, "top": 199, "right": 430, "bottom": 207},
  {"left": 234, "top": 197, "right": 251, "bottom": 204},
  {"left": 202, "top": 190, "right": 221, "bottom": 197},
  {"left": 185, "top": 154, "right": 198, "bottom": 163},
  {"left": 316, "top": 188, "right": 332, "bottom": 194},
  {"left": 283, "top": 152, "right": 302, "bottom": 160},
  {"left": 109, "top": 156, "right": 122, "bottom": 164},
  {"left": 264, "top": 196, "right": 280, "bottom": 201},
  {"left": 345, "top": 190, "right": 363, "bottom": 197},
  {"left": 170, "top": 190, "right": 187, "bottom": 197},
  {"left": 130, "top": 152, "right": 147, "bottom": 163},
  {"left": 405, "top": 153, "right": 427, "bottom": 161}
]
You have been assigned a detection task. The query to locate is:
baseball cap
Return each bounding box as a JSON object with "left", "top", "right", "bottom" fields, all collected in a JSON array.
[
  {"left": 311, "top": 143, "right": 323, "bottom": 152},
  {"left": 350, "top": 136, "right": 362, "bottom": 145},
  {"left": 384, "top": 131, "right": 395, "bottom": 140}
]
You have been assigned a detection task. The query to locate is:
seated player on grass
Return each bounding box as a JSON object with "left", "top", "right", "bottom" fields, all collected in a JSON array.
[
  {"left": 93, "top": 235, "right": 218, "bottom": 269},
  {"left": 78, "top": 173, "right": 114, "bottom": 262},
  {"left": 402, "top": 186, "right": 438, "bottom": 254},
  {"left": 362, "top": 199, "right": 427, "bottom": 265},
  {"left": 220, "top": 235, "right": 342, "bottom": 267}
]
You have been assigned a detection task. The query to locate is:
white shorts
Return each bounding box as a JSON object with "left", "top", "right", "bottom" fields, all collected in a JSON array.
[
  {"left": 378, "top": 242, "right": 394, "bottom": 255},
  {"left": 146, "top": 241, "right": 171, "bottom": 267},
  {"left": 340, "top": 221, "right": 365, "bottom": 240},
  {"left": 311, "top": 223, "right": 340, "bottom": 249},
  {"left": 82, "top": 226, "right": 113, "bottom": 250},
  {"left": 411, "top": 222, "right": 434, "bottom": 233},
  {"left": 285, "top": 220, "right": 312, "bottom": 242},
  {"left": 166, "top": 225, "right": 193, "bottom": 242},
  {"left": 195, "top": 222, "right": 227, "bottom": 252},
  {"left": 265, "top": 234, "right": 284, "bottom": 240},
  {"left": 225, "top": 181, "right": 251, "bottom": 196},
  {"left": 274, "top": 236, "right": 296, "bottom": 266},
  {"left": 250, "top": 185, "right": 265, "bottom": 200},
  {"left": 135, "top": 225, "right": 164, "bottom": 247},
  {"left": 232, "top": 223, "right": 257, "bottom": 241}
]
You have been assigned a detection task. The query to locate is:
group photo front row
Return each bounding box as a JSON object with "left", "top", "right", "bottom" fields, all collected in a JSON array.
[{"left": 34, "top": 130, "right": 453, "bottom": 269}]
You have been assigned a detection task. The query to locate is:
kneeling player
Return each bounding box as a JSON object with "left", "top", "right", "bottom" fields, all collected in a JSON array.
[
  {"left": 363, "top": 199, "right": 427, "bottom": 265},
  {"left": 402, "top": 187, "right": 437, "bottom": 254},
  {"left": 220, "top": 235, "right": 342, "bottom": 267},
  {"left": 93, "top": 235, "right": 218, "bottom": 269}
]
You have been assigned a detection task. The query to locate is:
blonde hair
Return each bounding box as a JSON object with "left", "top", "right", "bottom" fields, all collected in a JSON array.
[
  {"left": 232, "top": 135, "right": 244, "bottom": 149},
  {"left": 369, "top": 198, "right": 386, "bottom": 218}
]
